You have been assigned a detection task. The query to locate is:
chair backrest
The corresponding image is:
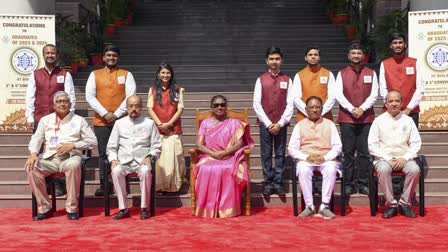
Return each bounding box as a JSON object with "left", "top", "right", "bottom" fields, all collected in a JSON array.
[{"left": 195, "top": 108, "right": 249, "bottom": 133}]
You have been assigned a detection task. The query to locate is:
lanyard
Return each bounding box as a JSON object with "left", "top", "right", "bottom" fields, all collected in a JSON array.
[{"left": 55, "top": 114, "right": 61, "bottom": 134}]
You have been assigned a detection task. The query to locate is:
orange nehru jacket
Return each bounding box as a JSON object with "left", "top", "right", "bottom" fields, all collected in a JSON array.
[
  {"left": 296, "top": 66, "right": 333, "bottom": 122},
  {"left": 93, "top": 68, "right": 128, "bottom": 126}
]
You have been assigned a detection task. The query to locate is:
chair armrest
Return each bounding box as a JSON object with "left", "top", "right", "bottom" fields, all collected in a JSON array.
[
  {"left": 188, "top": 148, "right": 198, "bottom": 163},
  {"left": 243, "top": 149, "right": 250, "bottom": 159}
]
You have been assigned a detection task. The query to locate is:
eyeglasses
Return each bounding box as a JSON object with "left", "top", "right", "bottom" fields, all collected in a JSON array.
[
  {"left": 55, "top": 99, "right": 70, "bottom": 104},
  {"left": 213, "top": 103, "right": 227, "bottom": 108}
]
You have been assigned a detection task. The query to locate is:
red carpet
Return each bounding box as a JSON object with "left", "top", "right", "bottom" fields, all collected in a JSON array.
[{"left": 1, "top": 206, "right": 447, "bottom": 251}]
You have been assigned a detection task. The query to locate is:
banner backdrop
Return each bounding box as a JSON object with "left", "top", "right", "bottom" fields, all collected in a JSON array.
[
  {"left": 0, "top": 14, "right": 55, "bottom": 133},
  {"left": 409, "top": 10, "right": 448, "bottom": 130}
]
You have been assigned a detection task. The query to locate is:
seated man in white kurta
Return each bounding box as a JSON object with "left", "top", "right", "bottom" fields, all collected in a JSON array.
[
  {"left": 368, "top": 90, "right": 421, "bottom": 218},
  {"left": 288, "top": 96, "right": 342, "bottom": 219},
  {"left": 107, "top": 95, "right": 162, "bottom": 220}
]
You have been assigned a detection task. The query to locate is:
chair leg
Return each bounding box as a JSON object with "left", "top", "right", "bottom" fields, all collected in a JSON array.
[
  {"left": 340, "top": 176, "right": 346, "bottom": 216},
  {"left": 190, "top": 168, "right": 196, "bottom": 216},
  {"left": 368, "top": 168, "right": 376, "bottom": 216},
  {"left": 51, "top": 182, "right": 56, "bottom": 213},
  {"left": 245, "top": 181, "right": 251, "bottom": 216},
  {"left": 79, "top": 164, "right": 85, "bottom": 217},
  {"left": 104, "top": 163, "right": 110, "bottom": 216},
  {"left": 292, "top": 163, "right": 298, "bottom": 216},
  {"left": 150, "top": 159, "right": 156, "bottom": 217},
  {"left": 32, "top": 193, "right": 38, "bottom": 217},
  {"left": 330, "top": 192, "right": 335, "bottom": 212},
  {"left": 419, "top": 167, "right": 425, "bottom": 217}
]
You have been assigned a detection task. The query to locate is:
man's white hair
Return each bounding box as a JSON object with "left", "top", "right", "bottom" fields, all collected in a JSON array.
[{"left": 53, "top": 91, "right": 70, "bottom": 103}]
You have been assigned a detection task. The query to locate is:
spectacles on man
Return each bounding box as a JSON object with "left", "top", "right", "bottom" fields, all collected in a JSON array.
[
  {"left": 55, "top": 99, "right": 70, "bottom": 104},
  {"left": 213, "top": 103, "right": 227, "bottom": 108}
]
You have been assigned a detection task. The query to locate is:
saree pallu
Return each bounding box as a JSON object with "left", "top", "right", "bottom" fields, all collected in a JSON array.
[{"left": 194, "top": 118, "right": 254, "bottom": 218}]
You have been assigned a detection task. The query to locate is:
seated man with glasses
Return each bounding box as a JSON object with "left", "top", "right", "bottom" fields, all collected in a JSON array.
[
  {"left": 25, "top": 91, "right": 97, "bottom": 221},
  {"left": 107, "top": 95, "right": 162, "bottom": 220}
]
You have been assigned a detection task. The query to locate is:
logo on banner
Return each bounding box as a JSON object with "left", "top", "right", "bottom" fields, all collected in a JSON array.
[
  {"left": 426, "top": 44, "right": 448, "bottom": 71},
  {"left": 11, "top": 48, "right": 39, "bottom": 75}
]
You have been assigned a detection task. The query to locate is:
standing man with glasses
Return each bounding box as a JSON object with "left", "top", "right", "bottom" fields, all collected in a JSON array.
[
  {"left": 85, "top": 45, "right": 136, "bottom": 196},
  {"left": 253, "top": 46, "right": 294, "bottom": 196},
  {"left": 25, "top": 44, "right": 76, "bottom": 196}
]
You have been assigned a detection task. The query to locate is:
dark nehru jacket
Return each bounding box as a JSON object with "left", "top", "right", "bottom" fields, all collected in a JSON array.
[
  {"left": 383, "top": 56, "right": 419, "bottom": 113},
  {"left": 337, "top": 65, "right": 375, "bottom": 124},
  {"left": 33, "top": 67, "right": 67, "bottom": 122},
  {"left": 151, "top": 86, "right": 182, "bottom": 135},
  {"left": 256, "top": 71, "right": 290, "bottom": 125}
]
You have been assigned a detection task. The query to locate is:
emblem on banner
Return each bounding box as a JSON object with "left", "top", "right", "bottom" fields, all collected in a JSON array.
[
  {"left": 426, "top": 44, "right": 448, "bottom": 71},
  {"left": 11, "top": 48, "right": 39, "bottom": 75}
]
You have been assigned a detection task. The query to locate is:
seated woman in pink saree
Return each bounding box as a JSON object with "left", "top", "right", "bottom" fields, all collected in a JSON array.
[{"left": 194, "top": 95, "right": 254, "bottom": 218}]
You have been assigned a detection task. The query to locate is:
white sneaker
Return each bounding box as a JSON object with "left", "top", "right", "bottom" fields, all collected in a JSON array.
[
  {"left": 317, "top": 205, "right": 336, "bottom": 219},
  {"left": 298, "top": 207, "right": 315, "bottom": 218}
]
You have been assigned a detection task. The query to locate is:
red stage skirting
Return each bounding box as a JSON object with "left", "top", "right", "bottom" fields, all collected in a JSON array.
[{"left": 1, "top": 206, "right": 447, "bottom": 251}]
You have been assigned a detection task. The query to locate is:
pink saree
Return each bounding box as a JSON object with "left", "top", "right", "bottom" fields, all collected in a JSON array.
[{"left": 194, "top": 117, "right": 254, "bottom": 218}]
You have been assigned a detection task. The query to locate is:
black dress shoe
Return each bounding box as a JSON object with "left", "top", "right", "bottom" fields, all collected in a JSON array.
[
  {"left": 94, "top": 187, "right": 104, "bottom": 197},
  {"left": 262, "top": 185, "right": 273, "bottom": 195},
  {"left": 345, "top": 186, "right": 357, "bottom": 195},
  {"left": 399, "top": 205, "right": 417, "bottom": 218},
  {"left": 358, "top": 187, "right": 370, "bottom": 195},
  {"left": 382, "top": 205, "right": 398, "bottom": 218},
  {"left": 67, "top": 212, "right": 79, "bottom": 220},
  {"left": 140, "top": 208, "right": 150, "bottom": 220},
  {"left": 273, "top": 185, "right": 286, "bottom": 195},
  {"left": 33, "top": 210, "right": 53, "bottom": 221},
  {"left": 113, "top": 209, "right": 130, "bottom": 220},
  {"left": 55, "top": 186, "right": 66, "bottom": 197}
]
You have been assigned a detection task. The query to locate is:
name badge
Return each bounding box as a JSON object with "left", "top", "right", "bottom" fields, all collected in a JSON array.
[
  {"left": 57, "top": 76, "right": 65, "bottom": 83},
  {"left": 363, "top": 75, "right": 372, "bottom": 83},
  {"left": 320, "top": 76, "right": 328, "bottom": 84},
  {"left": 406, "top": 67, "right": 415, "bottom": 75},
  {"left": 49, "top": 136, "right": 59, "bottom": 148},
  {"left": 280, "top": 81, "right": 288, "bottom": 89},
  {"left": 117, "top": 76, "right": 126, "bottom": 84}
]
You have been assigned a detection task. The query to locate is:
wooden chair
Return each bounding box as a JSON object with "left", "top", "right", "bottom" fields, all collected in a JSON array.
[
  {"left": 291, "top": 158, "right": 346, "bottom": 216},
  {"left": 31, "top": 150, "right": 91, "bottom": 218},
  {"left": 188, "top": 108, "right": 251, "bottom": 216},
  {"left": 103, "top": 158, "right": 156, "bottom": 216},
  {"left": 368, "top": 155, "right": 425, "bottom": 216}
]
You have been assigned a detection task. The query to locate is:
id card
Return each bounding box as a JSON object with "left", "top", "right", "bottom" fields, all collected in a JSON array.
[
  {"left": 406, "top": 67, "right": 415, "bottom": 75},
  {"left": 117, "top": 76, "right": 126, "bottom": 84},
  {"left": 363, "top": 75, "right": 372, "bottom": 83},
  {"left": 320, "top": 76, "right": 328, "bottom": 84},
  {"left": 49, "top": 136, "right": 59, "bottom": 148},
  {"left": 57, "top": 76, "right": 65, "bottom": 83},
  {"left": 280, "top": 81, "right": 288, "bottom": 89}
]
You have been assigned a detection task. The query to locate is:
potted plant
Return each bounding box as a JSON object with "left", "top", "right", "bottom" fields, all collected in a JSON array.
[{"left": 345, "top": 24, "right": 358, "bottom": 40}]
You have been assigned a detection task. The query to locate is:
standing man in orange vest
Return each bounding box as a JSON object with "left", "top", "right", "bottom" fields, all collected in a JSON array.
[
  {"left": 25, "top": 44, "right": 76, "bottom": 196},
  {"left": 85, "top": 45, "right": 136, "bottom": 196},
  {"left": 379, "top": 33, "right": 424, "bottom": 127},
  {"left": 335, "top": 44, "right": 378, "bottom": 195},
  {"left": 253, "top": 46, "right": 294, "bottom": 196},
  {"left": 292, "top": 46, "right": 337, "bottom": 194},
  {"left": 292, "top": 46, "right": 336, "bottom": 122},
  {"left": 379, "top": 33, "right": 424, "bottom": 195}
]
